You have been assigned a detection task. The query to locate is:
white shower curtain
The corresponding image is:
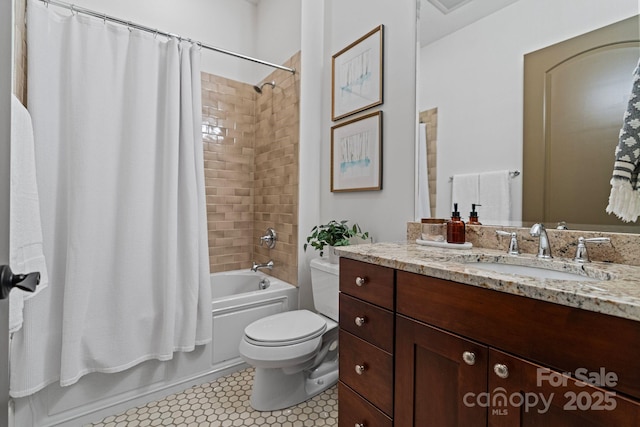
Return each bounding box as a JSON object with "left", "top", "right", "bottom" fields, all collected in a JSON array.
[{"left": 10, "top": 0, "right": 211, "bottom": 397}]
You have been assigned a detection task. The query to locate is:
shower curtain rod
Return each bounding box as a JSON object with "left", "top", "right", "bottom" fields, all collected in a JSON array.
[{"left": 38, "top": 0, "right": 297, "bottom": 74}]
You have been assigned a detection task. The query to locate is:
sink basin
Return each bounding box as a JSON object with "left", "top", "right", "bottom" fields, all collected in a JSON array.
[{"left": 465, "top": 262, "right": 601, "bottom": 282}]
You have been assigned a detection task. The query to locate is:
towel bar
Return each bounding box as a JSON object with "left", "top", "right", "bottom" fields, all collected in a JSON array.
[{"left": 448, "top": 170, "right": 520, "bottom": 182}]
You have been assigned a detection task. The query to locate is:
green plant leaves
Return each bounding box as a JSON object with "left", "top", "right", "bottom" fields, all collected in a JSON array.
[{"left": 303, "top": 220, "right": 370, "bottom": 256}]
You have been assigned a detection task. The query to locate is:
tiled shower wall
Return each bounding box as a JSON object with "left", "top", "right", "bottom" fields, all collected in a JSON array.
[
  {"left": 419, "top": 108, "right": 438, "bottom": 218},
  {"left": 252, "top": 54, "right": 300, "bottom": 286},
  {"left": 202, "top": 74, "right": 256, "bottom": 273},
  {"left": 203, "top": 52, "right": 300, "bottom": 285}
]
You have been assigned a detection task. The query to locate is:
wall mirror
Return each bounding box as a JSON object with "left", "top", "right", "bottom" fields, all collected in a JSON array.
[{"left": 416, "top": 0, "right": 640, "bottom": 232}]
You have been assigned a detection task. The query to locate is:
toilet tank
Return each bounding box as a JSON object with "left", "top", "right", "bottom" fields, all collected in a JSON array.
[{"left": 310, "top": 258, "right": 339, "bottom": 321}]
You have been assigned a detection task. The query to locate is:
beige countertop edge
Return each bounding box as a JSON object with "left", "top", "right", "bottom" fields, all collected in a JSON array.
[{"left": 335, "top": 242, "right": 640, "bottom": 323}]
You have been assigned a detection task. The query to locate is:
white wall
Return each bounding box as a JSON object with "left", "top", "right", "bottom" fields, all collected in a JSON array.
[
  {"left": 68, "top": 0, "right": 300, "bottom": 83},
  {"left": 298, "top": 0, "right": 325, "bottom": 310},
  {"left": 419, "top": 0, "right": 639, "bottom": 220},
  {"left": 63, "top": 0, "right": 260, "bottom": 81},
  {"left": 255, "top": 0, "right": 301, "bottom": 82},
  {"left": 296, "top": 0, "right": 417, "bottom": 310},
  {"left": 317, "top": 0, "right": 418, "bottom": 244}
]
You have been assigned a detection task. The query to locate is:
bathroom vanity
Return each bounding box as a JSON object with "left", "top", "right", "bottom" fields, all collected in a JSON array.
[{"left": 336, "top": 241, "right": 640, "bottom": 426}]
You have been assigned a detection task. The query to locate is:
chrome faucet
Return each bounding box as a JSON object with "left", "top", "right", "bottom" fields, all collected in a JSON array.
[
  {"left": 251, "top": 260, "right": 274, "bottom": 272},
  {"left": 529, "top": 223, "right": 552, "bottom": 259}
]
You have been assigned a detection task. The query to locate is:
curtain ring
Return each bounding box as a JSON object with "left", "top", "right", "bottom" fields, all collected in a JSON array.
[
  {"left": 44, "top": 0, "right": 49, "bottom": 8},
  {"left": 103, "top": 13, "right": 107, "bottom": 24},
  {"left": 196, "top": 41, "right": 202, "bottom": 51},
  {"left": 154, "top": 29, "right": 158, "bottom": 39},
  {"left": 70, "top": 4, "right": 76, "bottom": 15},
  {"left": 127, "top": 21, "right": 132, "bottom": 32}
]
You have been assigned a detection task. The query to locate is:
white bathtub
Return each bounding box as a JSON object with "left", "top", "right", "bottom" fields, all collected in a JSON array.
[
  {"left": 210, "top": 270, "right": 298, "bottom": 367},
  {"left": 13, "top": 270, "right": 298, "bottom": 427}
]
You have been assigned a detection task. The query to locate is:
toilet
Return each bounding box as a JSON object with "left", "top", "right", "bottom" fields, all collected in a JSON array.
[{"left": 238, "top": 258, "right": 339, "bottom": 411}]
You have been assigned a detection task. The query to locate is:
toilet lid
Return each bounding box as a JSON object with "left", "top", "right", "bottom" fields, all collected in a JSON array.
[{"left": 244, "top": 310, "right": 327, "bottom": 346}]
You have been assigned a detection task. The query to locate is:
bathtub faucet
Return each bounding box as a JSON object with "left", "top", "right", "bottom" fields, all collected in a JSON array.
[{"left": 251, "top": 260, "right": 274, "bottom": 272}]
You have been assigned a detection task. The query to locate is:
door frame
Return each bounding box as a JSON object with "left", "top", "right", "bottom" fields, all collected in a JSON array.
[{"left": 1, "top": 0, "right": 14, "bottom": 423}]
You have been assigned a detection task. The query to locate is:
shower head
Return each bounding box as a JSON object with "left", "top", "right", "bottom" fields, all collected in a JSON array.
[{"left": 253, "top": 81, "right": 276, "bottom": 94}]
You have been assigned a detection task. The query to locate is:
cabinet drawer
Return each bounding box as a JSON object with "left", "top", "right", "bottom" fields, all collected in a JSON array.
[
  {"left": 339, "top": 329, "right": 393, "bottom": 416},
  {"left": 340, "top": 258, "right": 394, "bottom": 309},
  {"left": 339, "top": 293, "right": 394, "bottom": 353},
  {"left": 338, "top": 381, "right": 392, "bottom": 427}
]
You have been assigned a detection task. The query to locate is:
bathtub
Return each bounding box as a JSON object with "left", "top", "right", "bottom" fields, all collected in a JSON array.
[
  {"left": 210, "top": 270, "right": 299, "bottom": 366},
  {"left": 13, "top": 270, "right": 298, "bottom": 427}
]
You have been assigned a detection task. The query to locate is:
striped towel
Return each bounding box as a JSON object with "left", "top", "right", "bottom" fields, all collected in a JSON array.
[{"left": 606, "top": 58, "right": 640, "bottom": 222}]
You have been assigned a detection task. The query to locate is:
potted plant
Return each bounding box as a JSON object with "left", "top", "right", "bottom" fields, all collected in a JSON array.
[{"left": 303, "top": 220, "right": 370, "bottom": 263}]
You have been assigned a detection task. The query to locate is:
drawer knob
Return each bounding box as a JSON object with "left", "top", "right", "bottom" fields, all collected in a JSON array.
[
  {"left": 355, "top": 364, "right": 367, "bottom": 375},
  {"left": 355, "top": 423, "right": 366, "bottom": 427},
  {"left": 494, "top": 363, "right": 509, "bottom": 379},
  {"left": 355, "top": 276, "right": 366, "bottom": 286},
  {"left": 354, "top": 316, "right": 366, "bottom": 327},
  {"left": 462, "top": 351, "right": 476, "bottom": 366}
]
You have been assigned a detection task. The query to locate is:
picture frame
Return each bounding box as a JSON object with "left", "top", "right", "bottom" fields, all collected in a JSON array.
[
  {"left": 331, "top": 25, "right": 384, "bottom": 121},
  {"left": 331, "top": 111, "right": 383, "bottom": 192}
]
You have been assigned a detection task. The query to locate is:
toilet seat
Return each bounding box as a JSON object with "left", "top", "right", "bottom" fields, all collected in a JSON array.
[{"left": 244, "top": 310, "right": 327, "bottom": 347}]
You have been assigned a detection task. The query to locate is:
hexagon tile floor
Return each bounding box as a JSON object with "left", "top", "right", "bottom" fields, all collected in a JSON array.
[{"left": 86, "top": 367, "right": 338, "bottom": 427}]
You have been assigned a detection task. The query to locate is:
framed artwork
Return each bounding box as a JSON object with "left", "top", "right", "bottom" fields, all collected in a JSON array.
[
  {"left": 331, "top": 111, "right": 382, "bottom": 192},
  {"left": 331, "top": 25, "right": 384, "bottom": 121}
]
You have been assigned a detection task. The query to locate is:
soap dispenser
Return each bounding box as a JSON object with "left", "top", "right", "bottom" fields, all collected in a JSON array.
[
  {"left": 447, "top": 203, "right": 466, "bottom": 244},
  {"left": 468, "top": 204, "right": 482, "bottom": 225}
]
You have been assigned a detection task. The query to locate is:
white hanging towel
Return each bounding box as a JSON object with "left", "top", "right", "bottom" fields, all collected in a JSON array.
[
  {"left": 9, "top": 95, "right": 49, "bottom": 333},
  {"left": 416, "top": 123, "right": 431, "bottom": 219},
  {"left": 478, "top": 170, "right": 511, "bottom": 225},
  {"left": 451, "top": 173, "right": 479, "bottom": 215}
]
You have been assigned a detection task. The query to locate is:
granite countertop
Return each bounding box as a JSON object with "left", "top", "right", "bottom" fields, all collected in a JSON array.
[{"left": 335, "top": 242, "right": 640, "bottom": 323}]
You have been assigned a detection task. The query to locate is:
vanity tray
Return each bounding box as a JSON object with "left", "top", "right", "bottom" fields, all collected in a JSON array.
[{"left": 415, "top": 239, "right": 473, "bottom": 249}]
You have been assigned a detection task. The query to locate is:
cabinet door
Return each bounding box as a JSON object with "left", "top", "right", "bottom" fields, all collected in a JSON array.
[
  {"left": 395, "top": 315, "right": 488, "bottom": 427},
  {"left": 488, "top": 349, "right": 640, "bottom": 426}
]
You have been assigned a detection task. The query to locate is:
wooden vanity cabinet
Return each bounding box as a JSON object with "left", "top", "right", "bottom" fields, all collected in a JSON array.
[
  {"left": 338, "top": 258, "right": 395, "bottom": 427},
  {"left": 395, "top": 270, "right": 640, "bottom": 427}
]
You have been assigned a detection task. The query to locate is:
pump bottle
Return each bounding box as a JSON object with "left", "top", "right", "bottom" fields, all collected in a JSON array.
[
  {"left": 447, "top": 203, "right": 466, "bottom": 244},
  {"left": 468, "top": 204, "right": 482, "bottom": 225}
]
